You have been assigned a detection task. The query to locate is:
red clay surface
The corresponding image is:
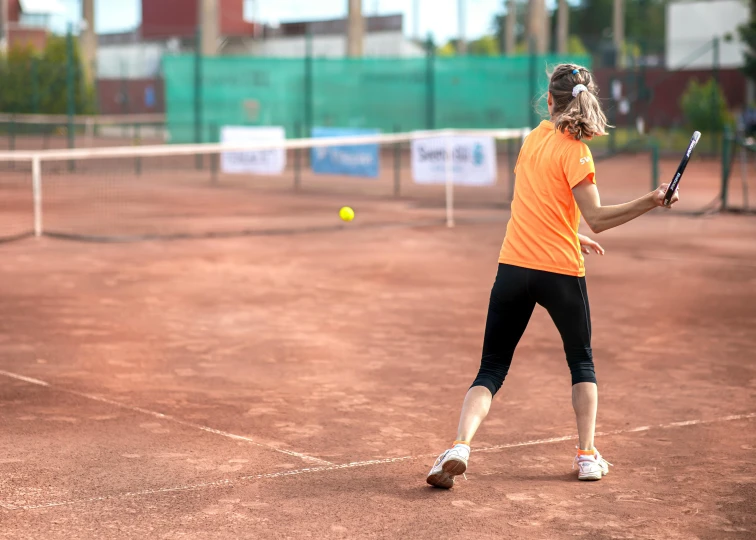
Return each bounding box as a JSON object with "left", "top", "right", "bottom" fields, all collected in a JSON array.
[{"left": 0, "top": 187, "right": 755, "bottom": 538}]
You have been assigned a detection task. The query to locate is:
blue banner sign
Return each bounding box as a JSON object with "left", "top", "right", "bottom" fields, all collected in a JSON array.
[{"left": 311, "top": 127, "right": 380, "bottom": 178}]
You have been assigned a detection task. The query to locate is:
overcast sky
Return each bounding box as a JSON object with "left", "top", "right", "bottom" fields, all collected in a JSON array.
[{"left": 54, "top": 0, "right": 553, "bottom": 43}]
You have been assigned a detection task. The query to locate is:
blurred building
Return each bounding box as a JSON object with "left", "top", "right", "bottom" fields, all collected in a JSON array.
[
  {"left": 248, "top": 15, "right": 424, "bottom": 58},
  {"left": 97, "top": 10, "right": 420, "bottom": 80},
  {"left": 96, "top": 3, "right": 421, "bottom": 114},
  {"left": 666, "top": 0, "right": 749, "bottom": 70},
  {"left": 2, "top": 0, "right": 66, "bottom": 51}
]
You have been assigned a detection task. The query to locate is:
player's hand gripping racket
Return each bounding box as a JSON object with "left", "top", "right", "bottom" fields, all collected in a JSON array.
[{"left": 663, "top": 131, "right": 701, "bottom": 206}]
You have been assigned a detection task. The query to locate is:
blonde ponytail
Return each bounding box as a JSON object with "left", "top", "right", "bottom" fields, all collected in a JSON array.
[{"left": 548, "top": 64, "right": 610, "bottom": 141}]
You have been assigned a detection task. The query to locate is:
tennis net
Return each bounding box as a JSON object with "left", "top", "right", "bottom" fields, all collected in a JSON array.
[{"left": 0, "top": 128, "right": 529, "bottom": 242}]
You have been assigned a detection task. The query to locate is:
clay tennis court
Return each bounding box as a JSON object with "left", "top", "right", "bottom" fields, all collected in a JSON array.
[{"left": 0, "top": 151, "right": 754, "bottom": 539}]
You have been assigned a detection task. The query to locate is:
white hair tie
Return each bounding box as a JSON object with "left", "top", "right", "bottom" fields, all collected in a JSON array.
[{"left": 572, "top": 84, "right": 588, "bottom": 98}]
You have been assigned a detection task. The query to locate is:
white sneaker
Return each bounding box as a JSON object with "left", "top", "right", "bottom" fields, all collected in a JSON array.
[
  {"left": 426, "top": 444, "right": 470, "bottom": 489},
  {"left": 574, "top": 448, "right": 612, "bottom": 481}
]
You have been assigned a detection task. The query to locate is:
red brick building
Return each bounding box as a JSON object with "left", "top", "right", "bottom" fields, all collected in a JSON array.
[
  {"left": 141, "top": 0, "right": 258, "bottom": 40},
  {"left": 3, "top": 0, "right": 66, "bottom": 51}
]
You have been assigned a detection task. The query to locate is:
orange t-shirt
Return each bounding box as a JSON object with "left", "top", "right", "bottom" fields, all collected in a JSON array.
[{"left": 499, "top": 120, "right": 596, "bottom": 277}]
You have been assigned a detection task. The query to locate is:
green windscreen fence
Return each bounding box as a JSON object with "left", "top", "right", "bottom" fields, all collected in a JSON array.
[{"left": 162, "top": 54, "right": 592, "bottom": 143}]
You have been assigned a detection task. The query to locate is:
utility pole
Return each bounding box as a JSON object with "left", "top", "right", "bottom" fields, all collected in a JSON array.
[
  {"left": 458, "top": 0, "right": 467, "bottom": 55},
  {"left": 199, "top": 0, "right": 220, "bottom": 56},
  {"left": 81, "top": 0, "right": 96, "bottom": 84},
  {"left": 505, "top": 0, "right": 516, "bottom": 55},
  {"left": 526, "top": 0, "right": 548, "bottom": 54},
  {"left": 613, "top": 0, "right": 624, "bottom": 67},
  {"left": 557, "top": 0, "right": 568, "bottom": 54},
  {"left": 347, "top": 0, "right": 364, "bottom": 57}
]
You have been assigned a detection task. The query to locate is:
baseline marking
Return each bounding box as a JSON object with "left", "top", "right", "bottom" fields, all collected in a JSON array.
[
  {"left": 10, "top": 412, "right": 754, "bottom": 511},
  {"left": 0, "top": 370, "right": 332, "bottom": 466}
]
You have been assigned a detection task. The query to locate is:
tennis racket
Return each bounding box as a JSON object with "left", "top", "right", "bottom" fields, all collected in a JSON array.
[{"left": 663, "top": 131, "right": 701, "bottom": 206}]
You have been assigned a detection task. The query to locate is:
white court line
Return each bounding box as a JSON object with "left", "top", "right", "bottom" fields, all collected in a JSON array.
[
  {"left": 10, "top": 411, "right": 754, "bottom": 511},
  {"left": 0, "top": 370, "right": 332, "bottom": 466}
]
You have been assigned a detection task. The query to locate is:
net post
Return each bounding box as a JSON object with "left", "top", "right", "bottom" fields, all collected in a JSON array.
[
  {"left": 32, "top": 156, "right": 43, "bottom": 238},
  {"left": 651, "top": 140, "right": 659, "bottom": 190},
  {"left": 445, "top": 134, "right": 455, "bottom": 228},
  {"left": 393, "top": 124, "right": 401, "bottom": 197}
]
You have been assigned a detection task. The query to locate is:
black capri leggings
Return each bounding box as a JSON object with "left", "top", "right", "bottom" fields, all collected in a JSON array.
[{"left": 471, "top": 263, "right": 596, "bottom": 396}]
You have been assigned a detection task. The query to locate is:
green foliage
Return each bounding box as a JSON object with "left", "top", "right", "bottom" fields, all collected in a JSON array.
[
  {"left": 436, "top": 37, "right": 500, "bottom": 56},
  {"left": 469, "top": 35, "right": 500, "bottom": 56},
  {"left": 0, "top": 35, "right": 95, "bottom": 115},
  {"left": 739, "top": 1, "right": 756, "bottom": 82},
  {"left": 437, "top": 41, "right": 457, "bottom": 56},
  {"left": 680, "top": 78, "right": 731, "bottom": 133},
  {"left": 568, "top": 36, "right": 588, "bottom": 56},
  {"left": 569, "top": 0, "right": 667, "bottom": 54},
  {"left": 492, "top": 0, "right": 667, "bottom": 64}
]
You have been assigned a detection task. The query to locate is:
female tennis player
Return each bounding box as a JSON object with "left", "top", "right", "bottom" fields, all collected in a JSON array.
[{"left": 427, "top": 63, "right": 680, "bottom": 487}]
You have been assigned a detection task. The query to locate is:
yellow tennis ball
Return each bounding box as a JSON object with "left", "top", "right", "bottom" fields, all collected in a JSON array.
[{"left": 339, "top": 206, "right": 355, "bottom": 222}]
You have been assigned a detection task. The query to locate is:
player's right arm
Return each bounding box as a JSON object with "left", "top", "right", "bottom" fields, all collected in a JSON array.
[{"left": 572, "top": 179, "right": 680, "bottom": 234}]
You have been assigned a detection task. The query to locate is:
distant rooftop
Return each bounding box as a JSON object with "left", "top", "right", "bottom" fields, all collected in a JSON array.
[{"left": 264, "top": 14, "right": 403, "bottom": 39}]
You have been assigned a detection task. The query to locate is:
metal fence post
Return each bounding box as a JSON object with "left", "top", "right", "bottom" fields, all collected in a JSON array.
[
  {"left": 294, "top": 122, "right": 302, "bottom": 191},
  {"left": 393, "top": 124, "right": 401, "bottom": 197},
  {"left": 66, "top": 24, "right": 76, "bottom": 167},
  {"left": 651, "top": 140, "right": 659, "bottom": 190},
  {"left": 721, "top": 126, "right": 731, "bottom": 210},
  {"left": 711, "top": 37, "right": 720, "bottom": 156},
  {"left": 194, "top": 26, "right": 203, "bottom": 169},
  {"left": 304, "top": 29, "right": 313, "bottom": 137},
  {"left": 32, "top": 156, "right": 43, "bottom": 237},
  {"left": 528, "top": 37, "right": 537, "bottom": 131},
  {"left": 425, "top": 34, "right": 435, "bottom": 130},
  {"left": 31, "top": 58, "right": 39, "bottom": 113}
]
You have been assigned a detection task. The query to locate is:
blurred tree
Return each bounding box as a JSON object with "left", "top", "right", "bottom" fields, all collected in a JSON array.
[
  {"left": 568, "top": 35, "right": 589, "bottom": 55},
  {"left": 469, "top": 35, "right": 500, "bottom": 55},
  {"left": 38, "top": 35, "right": 95, "bottom": 115},
  {"left": 438, "top": 40, "right": 457, "bottom": 56},
  {"left": 0, "top": 35, "right": 95, "bottom": 115},
  {"left": 680, "top": 78, "right": 731, "bottom": 133},
  {"left": 492, "top": 0, "right": 665, "bottom": 62},
  {"left": 0, "top": 45, "right": 36, "bottom": 113},
  {"left": 739, "top": 0, "right": 756, "bottom": 82},
  {"left": 568, "top": 0, "right": 667, "bottom": 64},
  {"left": 494, "top": 0, "right": 528, "bottom": 53}
]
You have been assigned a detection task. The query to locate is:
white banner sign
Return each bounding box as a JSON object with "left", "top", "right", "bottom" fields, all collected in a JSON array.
[
  {"left": 221, "top": 126, "right": 286, "bottom": 175},
  {"left": 411, "top": 136, "right": 497, "bottom": 186}
]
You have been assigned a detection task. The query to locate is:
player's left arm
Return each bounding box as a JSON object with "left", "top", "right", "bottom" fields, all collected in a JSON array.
[{"left": 578, "top": 233, "right": 605, "bottom": 256}]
